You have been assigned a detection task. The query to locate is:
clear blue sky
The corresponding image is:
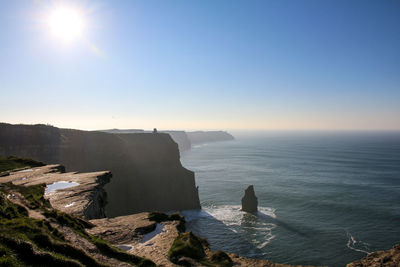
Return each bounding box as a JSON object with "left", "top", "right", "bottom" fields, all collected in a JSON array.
[{"left": 1, "top": 0, "right": 399, "bottom": 130}]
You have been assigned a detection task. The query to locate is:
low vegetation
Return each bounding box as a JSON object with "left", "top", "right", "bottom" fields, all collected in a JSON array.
[
  {"left": 1, "top": 156, "right": 234, "bottom": 266},
  {"left": 0, "top": 156, "right": 45, "bottom": 176},
  {"left": 168, "top": 231, "right": 206, "bottom": 263},
  {"left": 209, "top": 250, "right": 233, "bottom": 267},
  {"left": 0, "top": 158, "right": 156, "bottom": 266},
  {"left": 167, "top": 226, "right": 233, "bottom": 266}
]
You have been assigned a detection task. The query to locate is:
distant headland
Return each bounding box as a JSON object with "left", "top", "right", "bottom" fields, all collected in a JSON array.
[{"left": 100, "top": 128, "right": 235, "bottom": 152}]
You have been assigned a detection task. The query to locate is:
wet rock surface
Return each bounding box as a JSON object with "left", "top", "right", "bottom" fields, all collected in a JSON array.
[{"left": 241, "top": 185, "right": 258, "bottom": 213}]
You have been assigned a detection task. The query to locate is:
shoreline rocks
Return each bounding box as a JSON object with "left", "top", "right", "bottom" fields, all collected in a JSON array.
[{"left": 347, "top": 244, "right": 400, "bottom": 267}]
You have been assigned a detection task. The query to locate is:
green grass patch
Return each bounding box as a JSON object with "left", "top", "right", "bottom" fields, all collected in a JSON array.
[
  {"left": 0, "top": 156, "right": 45, "bottom": 175},
  {"left": 90, "top": 236, "right": 155, "bottom": 267},
  {"left": 1, "top": 182, "right": 51, "bottom": 209},
  {"left": 0, "top": 182, "right": 155, "bottom": 266},
  {"left": 208, "top": 250, "right": 233, "bottom": 267},
  {"left": 43, "top": 210, "right": 93, "bottom": 238},
  {"left": 168, "top": 231, "right": 206, "bottom": 263}
]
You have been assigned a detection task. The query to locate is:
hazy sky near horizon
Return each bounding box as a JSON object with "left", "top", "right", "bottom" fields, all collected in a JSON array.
[{"left": 1, "top": 0, "right": 399, "bottom": 131}]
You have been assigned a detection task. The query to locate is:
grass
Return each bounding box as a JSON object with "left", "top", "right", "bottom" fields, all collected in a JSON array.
[
  {"left": 0, "top": 181, "right": 156, "bottom": 266},
  {"left": 208, "top": 250, "right": 233, "bottom": 267},
  {"left": 0, "top": 156, "right": 45, "bottom": 175},
  {"left": 168, "top": 231, "right": 206, "bottom": 263},
  {"left": 90, "top": 236, "right": 155, "bottom": 267},
  {"left": 1, "top": 182, "right": 51, "bottom": 209}
]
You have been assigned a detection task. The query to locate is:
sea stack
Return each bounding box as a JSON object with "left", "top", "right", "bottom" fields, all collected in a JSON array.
[{"left": 241, "top": 185, "right": 258, "bottom": 213}]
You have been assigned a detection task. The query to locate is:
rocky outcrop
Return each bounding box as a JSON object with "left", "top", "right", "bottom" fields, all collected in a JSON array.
[
  {"left": 89, "top": 213, "right": 181, "bottom": 267},
  {"left": 241, "top": 185, "right": 258, "bottom": 213},
  {"left": 1, "top": 164, "right": 110, "bottom": 219},
  {"left": 89, "top": 212, "right": 307, "bottom": 267},
  {"left": 187, "top": 131, "right": 234, "bottom": 145},
  {"left": 347, "top": 245, "right": 400, "bottom": 267},
  {"left": 0, "top": 159, "right": 310, "bottom": 267},
  {"left": 0, "top": 168, "right": 155, "bottom": 266},
  {"left": 0, "top": 123, "right": 201, "bottom": 217}
]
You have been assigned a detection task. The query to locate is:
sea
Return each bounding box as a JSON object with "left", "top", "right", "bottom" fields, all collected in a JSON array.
[{"left": 180, "top": 131, "right": 400, "bottom": 267}]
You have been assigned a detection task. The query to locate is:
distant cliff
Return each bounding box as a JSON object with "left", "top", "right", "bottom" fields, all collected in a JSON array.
[
  {"left": 101, "top": 129, "right": 234, "bottom": 152},
  {"left": 0, "top": 123, "right": 201, "bottom": 217},
  {"left": 102, "top": 129, "right": 192, "bottom": 152},
  {"left": 187, "top": 131, "right": 234, "bottom": 144},
  {"left": 162, "top": 131, "right": 192, "bottom": 151}
]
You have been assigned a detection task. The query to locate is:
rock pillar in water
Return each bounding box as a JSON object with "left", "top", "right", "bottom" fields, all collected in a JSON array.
[{"left": 241, "top": 185, "right": 258, "bottom": 212}]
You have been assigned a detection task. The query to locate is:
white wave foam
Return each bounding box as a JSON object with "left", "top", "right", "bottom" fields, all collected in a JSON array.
[
  {"left": 346, "top": 231, "right": 370, "bottom": 254},
  {"left": 257, "top": 235, "right": 275, "bottom": 249},
  {"left": 182, "top": 205, "right": 277, "bottom": 249},
  {"left": 182, "top": 205, "right": 276, "bottom": 224}
]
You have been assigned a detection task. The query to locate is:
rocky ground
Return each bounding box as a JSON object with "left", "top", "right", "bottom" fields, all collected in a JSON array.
[
  {"left": 0, "top": 166, "right": 154, "bottom": 266},
  {"left": 347, "top": 245, "right": 400, "bottom": 267},
  {"left": 1, "top": 164, "right": 111, "bottom": 219},
  {"left": 1, "top": 159, "right": 398, "bottom": 267}
]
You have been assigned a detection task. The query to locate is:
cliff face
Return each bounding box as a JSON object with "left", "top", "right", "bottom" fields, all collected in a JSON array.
[
  {"left": 162, "top": 131, "right": 191, "bottom": 151},
  {"left": 0, "top": 123, "right": 201, "bottom": 217},
  {"left": 101, "top": 129, "right": 192, "bottom": 152},
  {"left": 100, "top": 129, "right": 235, "bottom": 152}
]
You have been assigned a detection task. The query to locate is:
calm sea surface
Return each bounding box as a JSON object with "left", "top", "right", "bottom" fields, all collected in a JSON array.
[{"left": 180, "top": 131, "right": 400, "bottom": 267}]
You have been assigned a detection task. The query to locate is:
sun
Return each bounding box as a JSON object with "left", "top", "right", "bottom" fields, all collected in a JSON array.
[{"left": 48, "top": 7, "right": 85, "bottom": 43}]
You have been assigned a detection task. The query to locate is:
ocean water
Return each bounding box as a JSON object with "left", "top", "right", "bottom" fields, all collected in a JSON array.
[{"left": 180, "top": 131, "right": 400, "bottom": 267}]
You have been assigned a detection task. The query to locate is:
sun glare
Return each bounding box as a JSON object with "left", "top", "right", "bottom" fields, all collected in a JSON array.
[{"left": 48, "top": 7, "right": 84, "bottom": 43}]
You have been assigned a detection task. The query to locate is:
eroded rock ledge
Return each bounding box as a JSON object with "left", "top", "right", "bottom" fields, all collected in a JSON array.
[
  {"left": 3, "top": 164, "right": 397, "bottom": 267},
  {"left": 1, "top": 164, "right": 111, "bottom": 219},
  {"left": 347, "top": 245, "right": 400, "bottom": 267}
]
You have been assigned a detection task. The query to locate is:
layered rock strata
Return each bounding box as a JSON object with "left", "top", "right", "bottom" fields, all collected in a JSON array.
[
  {"left": 0, "top": 123, "right": 201, "bottom": 217},
  {"left": 1, "top": 164, "right": 110, "bottom": 219}
]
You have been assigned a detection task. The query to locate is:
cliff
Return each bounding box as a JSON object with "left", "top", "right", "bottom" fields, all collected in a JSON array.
[
  {"left": 0, "top": 123, "right": 201, "bottom": 217},
  {"left": 102, "top": 129, "right": 192, "bottom": 152},
  {"left": 162, "top": 131, "right": 192, "bottom": 151},
  {"left": 2, "top": 158, "right": 383, "bottom": 266},
  {"left": 187, "top": 131, "right": 234, "bottom": 144},
  {"left": 0, "top": 164, "right": 155, "bottom": 266},
  {"left": 100, "top": 129, "right": 235, "bottom": 152}
]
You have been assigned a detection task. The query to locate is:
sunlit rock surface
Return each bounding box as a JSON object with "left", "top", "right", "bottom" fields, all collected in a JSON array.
[
  {"left": 89, "top": 212, "right": 181, "bottom": 266},
  {"left": 1, "top": 164, "right": 110, "bottom": 219}
]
